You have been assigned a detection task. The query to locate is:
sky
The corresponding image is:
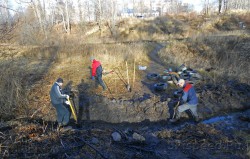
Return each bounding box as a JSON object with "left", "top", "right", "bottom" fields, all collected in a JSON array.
[
  {"left": 8, "top": 0, "right": 213, "bottom": 13},
  {"left": 181, "top": 0, "right": 203, "bottom": 12}
]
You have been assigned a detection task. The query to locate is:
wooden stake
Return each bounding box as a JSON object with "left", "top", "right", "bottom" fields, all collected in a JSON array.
[
  {"left": 115, "top": 78, "right": 117, "bottom": 94},
  {"left": 125, "top": 61, "right": 131, "bottom": 91},
  {"left": 133, "top": 59, "right": 136, "bottom": 89}
]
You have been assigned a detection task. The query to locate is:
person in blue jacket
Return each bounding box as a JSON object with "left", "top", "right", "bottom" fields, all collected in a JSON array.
[
  {"left": 170, "top": 79, "right": 200, "bottom": 123},
  {"left": 50, "top": 78, "right": 71, "bottom": 127}
]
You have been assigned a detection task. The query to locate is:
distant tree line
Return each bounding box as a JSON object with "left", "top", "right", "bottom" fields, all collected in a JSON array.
[{"left": 0, "top": 0, "right": 249, "bottom": 42}]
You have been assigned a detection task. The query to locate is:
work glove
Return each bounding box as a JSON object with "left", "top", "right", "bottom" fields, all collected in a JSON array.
[
  {"left": 66, "top": 95, "right": 69, "bottom": 99},
  {"left": 91, "top": 76, "right": 95, "bottom": 80},
  {"left": 65, "top": 100, "right": 70, "bottom": 105}
]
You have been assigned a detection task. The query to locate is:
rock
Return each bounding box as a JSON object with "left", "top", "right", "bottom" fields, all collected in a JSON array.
[
  {"left": 102, "top": 97, "right": 108, "bottom": 103},
  {"left": 132, "top": 132, "right": 145, "bottom": 142},
  {"left": 111, "top": 132, "right": 121, "bottom": 141},
  {"left": 145, "top": 99, "right": 151, "bottom": 104},
  {"left": 91, "top": 137, "right": 99, "bottom": 144}
]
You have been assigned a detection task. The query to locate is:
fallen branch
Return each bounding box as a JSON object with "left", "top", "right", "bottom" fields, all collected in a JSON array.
[
  {"left": 30, "top": 104, "right": 47, "bottom": 118},
  {"left": 49, "top": 137, "right": 108, "bottom": 159},
  {"left": 76, "top": 137, "right": 108, "bottom": 159},
  {"left": 125, "top": 145, "right": 165, "bottom": 159}
]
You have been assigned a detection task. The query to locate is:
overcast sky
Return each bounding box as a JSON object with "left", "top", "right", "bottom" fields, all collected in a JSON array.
[
  {"left": 181, "top": 0, "right": 203, "bottom": 12},
  {"left": 9, "top": 0, "right": 216, "bottom": 13}
]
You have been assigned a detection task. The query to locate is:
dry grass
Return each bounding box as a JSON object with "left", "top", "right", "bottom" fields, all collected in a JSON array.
[
  {"left": 1, "top": 12, "right": 249, "bottom": 119},
  {"left": 0, "top": 44, "right": 58, "bottom": 118},
  {"left": 157, "top": 13, "right": 250, "bottom": 84},
  {"left": 0, "top": 26, "right": 155, "bottom": 117}
]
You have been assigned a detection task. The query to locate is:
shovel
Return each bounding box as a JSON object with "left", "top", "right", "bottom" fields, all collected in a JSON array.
[
  {"left": 67, "top": 98, "right": 78, "bottom": 122},
  {"left": 125, "top": 61, "right": 131, "bottom": 92},
  {"left": 172, "top": 100, "right": 180, "bottom": 120},
  {"left": 114, "top": 68, "right": 131, "bottom": 92},
  {"left": 103, "top": 70, "right": 114, "bottom": 76}
]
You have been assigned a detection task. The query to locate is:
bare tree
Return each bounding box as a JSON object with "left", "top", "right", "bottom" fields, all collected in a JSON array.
[
  {"left": 92, "top": 0, "right": 103, "bottom": 36},
  {"left": 31, "top": 0, "right": 53, "bottom": 39},
  {"left": 218, "top": 0, "right": 222, "bottom": 13},
  {"left": 65, "top": 0, "right": 70, "bottom": 34},
  {"left": 55, "top": 0, "right": 72, "bottom": 34},
  {"left": 77, "top": 0, "right": 83, "bottom": 22},
  {"left": 84, "top": 1, "right": 93, "bottom": 22},
  {"left": 105, "top": 0, "right": 117, "bottom": 37}
]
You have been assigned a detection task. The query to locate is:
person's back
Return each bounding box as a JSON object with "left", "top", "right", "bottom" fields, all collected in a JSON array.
[
  {"left": 183, "top": 83, "right": 198, "bottom": 105},
  {"left": 50, "top": 82, "right": 66, "bottom": 105},
  {"left": 91, "top": 58, "right": 106, "bottom": 91},
  {"left": 92, "top": 59, "right": 102, "bottom": 76}
]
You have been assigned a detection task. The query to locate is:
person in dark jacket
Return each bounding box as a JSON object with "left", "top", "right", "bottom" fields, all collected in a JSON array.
[
  {"left": 50, "top": 78, "right": 71, "bottom": 127},
  {"left": 91, "top": 57, "right": 107, "bottom": 91},
  {"left": 170, "top": 79, "right": 199, "bottom": 122}
]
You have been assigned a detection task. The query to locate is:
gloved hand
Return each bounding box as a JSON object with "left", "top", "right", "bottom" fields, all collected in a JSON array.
[
  {"left": 91, "top": 76, "right": 95, "bottom": 80},
  {"left": 65, "top": 100, "right": 70, "bottom": 105},
  {"left": 66, "top": 95, "right": 69, "bottom": 99}
]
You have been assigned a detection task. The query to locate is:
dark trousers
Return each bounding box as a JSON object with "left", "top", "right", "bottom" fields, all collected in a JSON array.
[{"left": 95, "top": 74, "right": 107, "bottom": 90}]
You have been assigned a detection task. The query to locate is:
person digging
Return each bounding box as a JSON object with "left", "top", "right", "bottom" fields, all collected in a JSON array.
[
  {"left": 170, "top": 79, "right": 200, "bottom": 123},
  {"left": 90, "top": 57, "right": 107, "bottom": 92},
  {"left": 50, "top": 78, "right": 72, "bottom": 130}
]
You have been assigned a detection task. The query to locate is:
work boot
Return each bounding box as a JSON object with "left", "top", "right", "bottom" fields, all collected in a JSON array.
[
  {"left": 60, "top": 126, "right": 73, "bottom": 132},
  {"left": 102, "top": 86, "right": 107, "bottom": 92},
  {"left": 194, "top": 116, "right": 201, "bottom": 123},
  {"left": 57, "top": 123, "right": 63, "bottom": 132},
  {"left": 170, "top": 111, "right": 180, "bottom": 123},
  {"left": 169, "top": 118, "right": 179, "bottom": 123}
]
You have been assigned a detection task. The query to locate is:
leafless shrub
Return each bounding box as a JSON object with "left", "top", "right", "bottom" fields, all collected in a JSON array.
[
  {"left": 0, "top": 45, "right": 59, "bottom": 118},
  {"left": 0, "top": 22, "right": 18, "bottom": 42}
]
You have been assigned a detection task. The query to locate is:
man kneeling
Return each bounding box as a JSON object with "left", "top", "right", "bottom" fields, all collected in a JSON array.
[{"left": 170, "top": 79, "right": 200, "bottom": 123}]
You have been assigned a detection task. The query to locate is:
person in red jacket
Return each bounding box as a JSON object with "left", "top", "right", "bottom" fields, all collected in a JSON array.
[
  {"left": 170, "top": 79, "right": 200, "bottom": 123},
  {"left": 91, "top": 57, "right": 107, "bottom": 91}
]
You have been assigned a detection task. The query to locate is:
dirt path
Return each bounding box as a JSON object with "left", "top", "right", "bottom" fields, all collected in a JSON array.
[
  {"left": 140, "top": 43, "right": 171, "bottom": 96},
  {"left": 146, "top": 43, "right": 167, "bottom": 74}
]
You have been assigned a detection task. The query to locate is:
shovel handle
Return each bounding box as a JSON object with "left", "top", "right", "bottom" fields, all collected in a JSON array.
[{"left": 67, "top": 98, "right": 77, "bottom": 122}]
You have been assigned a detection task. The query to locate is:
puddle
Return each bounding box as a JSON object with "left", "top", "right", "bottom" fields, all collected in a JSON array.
[{"left": 202, "top": 115, "right": 233, "bottom": 124}]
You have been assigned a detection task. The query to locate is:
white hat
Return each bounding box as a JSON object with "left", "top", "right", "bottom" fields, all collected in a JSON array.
[{"left": 177, "top": 79, "right": 185, "bottom": 85}]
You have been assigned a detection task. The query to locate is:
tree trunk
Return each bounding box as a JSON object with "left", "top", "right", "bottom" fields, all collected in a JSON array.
[
  {"left": 65, "top": 0, "right": 70, "bottom": 34},
  {"left": 32, "top": 0, "right": 48, "bottom": 39},
  {"left": 224, "top": 0, "right": 228, "bottom": 13},
  {"left": 97, "top": 0, "right": 102, "bottom": 37},
  {"left": 218, "top": 0, "right": 222, "bottom": 14}
]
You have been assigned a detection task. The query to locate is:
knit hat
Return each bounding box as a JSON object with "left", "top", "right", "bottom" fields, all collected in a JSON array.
[
  {"left": 56, "top": 78, "right": 63, "bottom": 83},
  {"left": 90, "top": 56, "right": 95, "bottom": 61}
]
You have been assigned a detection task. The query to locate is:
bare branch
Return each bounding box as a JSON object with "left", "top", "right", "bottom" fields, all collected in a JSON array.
[{"left": 0, "top": 5, "right": 19, "bottom": 13}]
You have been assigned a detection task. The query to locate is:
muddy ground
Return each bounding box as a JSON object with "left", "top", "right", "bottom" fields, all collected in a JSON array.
[{"left": 0, "top": 109, "right": 249, "bottom": 158}]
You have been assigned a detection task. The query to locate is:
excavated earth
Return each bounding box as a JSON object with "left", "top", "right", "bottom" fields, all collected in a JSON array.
[{"left": 0, "top": 43, "right": 250, "bottom": 158}]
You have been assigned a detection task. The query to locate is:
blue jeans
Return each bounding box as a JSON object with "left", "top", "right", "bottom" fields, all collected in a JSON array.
[
  {"left": 52, "top": 103, "right": 71, "bottom": 126},
  {"left": 95, "top": 74, "right": 107, "bottom": 90}
]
